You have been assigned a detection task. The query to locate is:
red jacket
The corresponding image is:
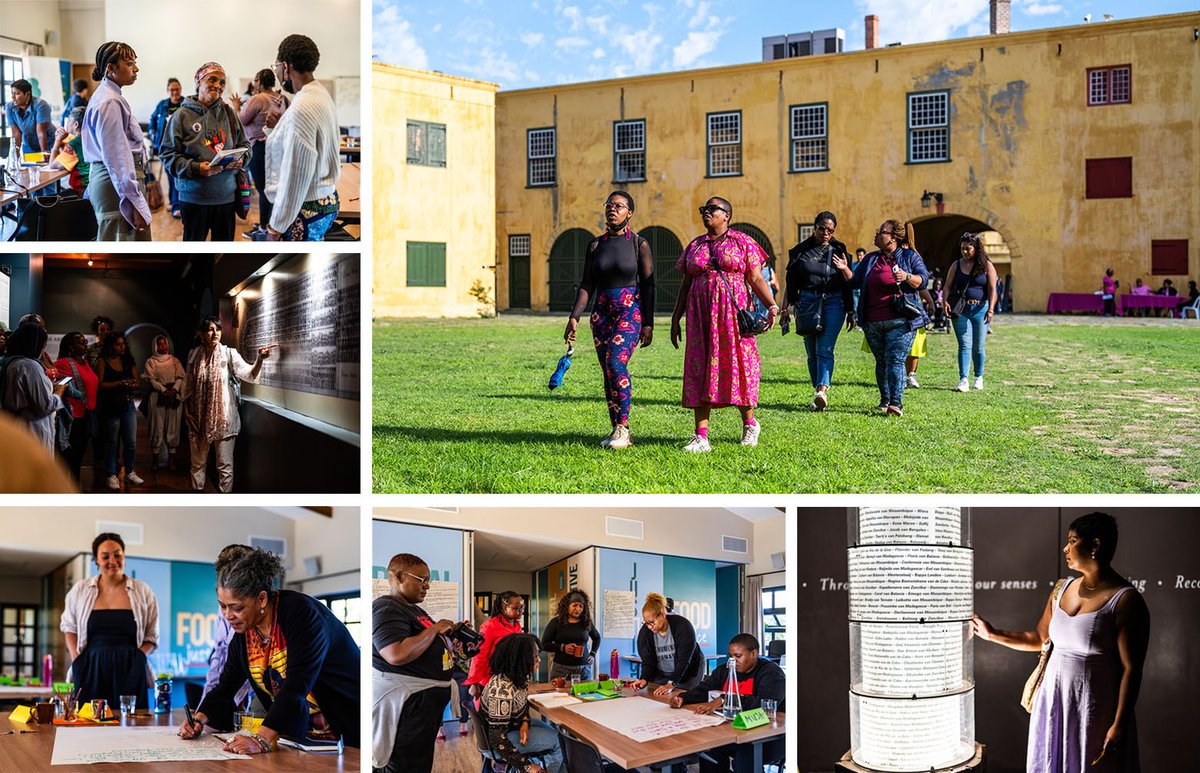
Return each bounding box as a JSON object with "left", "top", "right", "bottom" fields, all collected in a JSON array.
[{"left": 465, "top": 616, "right": 522, "bottom": 686}]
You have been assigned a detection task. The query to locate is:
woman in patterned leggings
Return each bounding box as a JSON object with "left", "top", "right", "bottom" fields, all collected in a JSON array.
[{"left": 563, "top": 191, "right": 655, "bottom": 450}]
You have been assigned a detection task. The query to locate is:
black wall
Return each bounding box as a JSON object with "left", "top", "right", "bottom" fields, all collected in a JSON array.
[
  {"left": 232, "top": 400, "right": 358, "bottom": 493},
  {"left": 796, "top": 507, "right": 1200, "bottom": 772}
]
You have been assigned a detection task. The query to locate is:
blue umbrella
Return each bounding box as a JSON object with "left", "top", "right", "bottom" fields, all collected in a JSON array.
[{"left": 548, "top": 345, "right": 574, "bottom": 390}]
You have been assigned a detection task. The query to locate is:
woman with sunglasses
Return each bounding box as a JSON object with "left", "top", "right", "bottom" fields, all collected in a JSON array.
[
  {"left": 670, "top": 197, "right": 777, "bottom": 452},
  {"left": 942, "top": 232, "right": 998, "bottom": 392},
  {"left": 834, "top": 219, "right": 929, "bottom": 417},
  {"left": 373, "top": 553, "right": 468, "bottom": 773},
  {"left": 563, "top": 191, "right": 654, "bottom": 450},
  {"left": 782, "top": 211, "right": 854, "bottom": 411}
]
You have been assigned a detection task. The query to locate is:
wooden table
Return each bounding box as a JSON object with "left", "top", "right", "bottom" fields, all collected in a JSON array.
[
  {"left": 338, "top": 144, "right": 361, "bottom": 162},
  {"left": 1, "top": 166, "right": 71, "bottom": 207},
  {"left": 0, "top": 685, "right": 53, "bottom": 702},
  {"left": 336, "top": 162, "right": 360, "bottom": 222},
  {"left": 0, "top": 708, "right": 358, "bottom": 772},
  {"left": 529, "top": 682, "right": 784, "bottom": 772}
]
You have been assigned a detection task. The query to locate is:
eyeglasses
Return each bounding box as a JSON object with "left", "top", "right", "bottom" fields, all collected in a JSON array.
[
  {"left": 604, "top": 203, "right": 629, "bottom": 211},
  {"left": 816, "top": 225, "right": 836, "bottom": 233},
  {"left": 506, "top": 603, "right": 527, "bottom": 612},
  {"left": 399, "top": 571, "right": 432, "bottom": 586},
  {"left": 699, "top": 205, "right": 730, "bottom": 216}
]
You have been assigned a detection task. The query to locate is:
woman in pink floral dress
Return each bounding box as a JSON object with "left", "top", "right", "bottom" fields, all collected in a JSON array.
[{"left": 669, "top": 197, "right": 778, "bottom": 452}]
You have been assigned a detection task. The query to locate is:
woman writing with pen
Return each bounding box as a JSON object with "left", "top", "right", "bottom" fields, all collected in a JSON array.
[{"left": 183, "top": 316, "right": 274, "bottom": 493}]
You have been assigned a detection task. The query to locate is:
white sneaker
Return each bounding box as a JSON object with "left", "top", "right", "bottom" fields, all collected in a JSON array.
[
  {"left": 600, "top": 429, "right": 615, "bottom": 449},
  {"left": 740, "top": 422, "right": 761, "bottom": 447},
  {"left": 125, "top": 471, "right": 144, "bottom": 486},
  {"left": 813, "top": 391, "right": 828, "bottom": 411},
  {"left": 973, "top": 377, "right": 984, "bottom": 390},
  {"left": 955, "top": 378, "right": 970, "bottom": 392},
  {"left": 608, "top": 424, "right": 632, "bottom": 450},
  {"left": 682, "top": 434, "right": 712, "bottom": 453},
  {"left": 907, "top": 373, "right": 920, "bottom": 388},
  {"left": 106, "top": 475, "right": 120, "bottom": 491}
]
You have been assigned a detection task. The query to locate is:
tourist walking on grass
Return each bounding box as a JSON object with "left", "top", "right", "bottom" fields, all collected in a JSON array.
[
  {"left": 670, "top": 197, "right": 777, "bottom": 452},
  {"left": 943, "top": 232, "right": 998, "bottom": 392},
  {"left": 782, "top": 210, "right": 854, "bottom": 412},
  {"left": 564, "top": 191, "right": 654, "bottom": 450},
  {"left": 835, "top": 220, "right": 929, "bottom": 417}
]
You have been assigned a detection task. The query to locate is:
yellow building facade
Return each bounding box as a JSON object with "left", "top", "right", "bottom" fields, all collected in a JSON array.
[
  {"left": 494, "top": 12, "right": 1199, "bottom": 314},
  {"left": 375, "top": 64, "right": 498, "bottom": 317}
]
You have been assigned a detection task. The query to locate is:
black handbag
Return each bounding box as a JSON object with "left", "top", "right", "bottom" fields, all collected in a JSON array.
[
  {"left": 884, "top": 254, "right": 924, "bottom": 320},
  {"left": 708, "top": 241, "right": 769, "bottom": 337},
  {"left": 794, "top": 244, "right": 833, "bottom": 334},
  {"left": 947, "top": 260, "right": 968, "bottom": 319},
  {"left": 9, "top": 191, "right": 98, "bottom": 241}
]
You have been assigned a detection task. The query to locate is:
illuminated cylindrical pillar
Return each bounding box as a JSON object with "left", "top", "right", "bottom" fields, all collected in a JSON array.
[{"left": 847, "top": 506, "right": 975, "bottom": 772}]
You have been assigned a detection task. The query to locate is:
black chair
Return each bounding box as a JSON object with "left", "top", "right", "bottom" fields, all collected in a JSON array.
[
  {"left": 766, "top": 639, "right": 785, "bottom": 661},
  {"left": 463, "top": 698, "right": 556, "bottom": 773},
  {"left": 558, "top": 727, "right": 621, "bottom": 773}
]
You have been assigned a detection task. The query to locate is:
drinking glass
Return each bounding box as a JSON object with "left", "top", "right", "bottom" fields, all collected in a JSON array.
[
  {"left": 761, "top": 698, "right": 778, "bottom": 724},
  {"left": 119, "top": 695, "right": 137, "bottom": 716}
]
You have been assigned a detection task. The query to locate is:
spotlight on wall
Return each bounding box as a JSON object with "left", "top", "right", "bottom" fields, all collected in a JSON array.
[
  {"left": 920, "top": 190, "right": 943, "bottom": 209},
  {"left": 87, "top": 260, "right": 94, "bottom": 267}
]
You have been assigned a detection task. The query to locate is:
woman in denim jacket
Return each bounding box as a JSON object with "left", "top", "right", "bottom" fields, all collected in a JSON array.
[{"left": 834, "top": 219, "right": 929, "bottom": 416}]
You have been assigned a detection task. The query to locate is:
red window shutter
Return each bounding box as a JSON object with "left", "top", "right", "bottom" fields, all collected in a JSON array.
[
  {"left": 1085, "top": 157, "right": 1132, "bottom": 199},
  {"left": 1151, "top": 240, "right": 1189, "bottom": 275}
]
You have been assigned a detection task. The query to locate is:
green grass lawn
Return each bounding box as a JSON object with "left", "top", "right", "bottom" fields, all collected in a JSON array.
[{"left": 373, "top": 314, "right": 1200, "bottom": 493}]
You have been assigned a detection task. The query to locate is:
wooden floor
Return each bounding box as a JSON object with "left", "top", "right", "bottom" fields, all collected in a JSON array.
[{"left": 72, "top": 411, "right": 222, "bottom": 494}]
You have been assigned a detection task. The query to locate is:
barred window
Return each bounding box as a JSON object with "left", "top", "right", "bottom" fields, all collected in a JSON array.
[
  {"left": 798, "top": 224, "right": 815, "bottom": 242},
  {"left": 790, "top": 103, "right": 828, "bottom": 172},
  {"left": 907, "top": 91, "right": 950, "bottom": 163},
  {"left": 509, "top": 234, "right": 531, "bottom": 257},
  {"left": 406, "top": 120, "right": 446, "bottom": 167},
  {"left": 527, "top": 127, "right": 556, "bottom": 186},
  {"left": 613, "top": 119, "right": 646, "bottom": 182},
  {"left": 707, "top": 111, "right": 742, "bottom": 176},
  {"left": 1088, "top": 65, "right": 1131, "bottom": 106}
]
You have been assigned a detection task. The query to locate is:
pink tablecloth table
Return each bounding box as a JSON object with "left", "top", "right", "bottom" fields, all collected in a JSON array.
[
  {"left": 1118, "top": 294, "right": 1181, "bottom": 316},
  {"left": 1046, "top": 293, "right": 1104, "bottom": 314}
]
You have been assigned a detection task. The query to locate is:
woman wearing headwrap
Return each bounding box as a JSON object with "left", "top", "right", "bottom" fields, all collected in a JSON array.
[
  {"left": 143, "top": 335, "right": 185, "bottom": 469},
  {"left": 82, "top": 41, "right": 152, "bottom": 240},
  {"left": 159, "top": 62, "right": 251, "bottom": 241},
  {"left": 0, "top": 322, "right": 67, "bottom": 452},
  {"left": 183, "top": 317, "right": 271, "bottom": 492}
]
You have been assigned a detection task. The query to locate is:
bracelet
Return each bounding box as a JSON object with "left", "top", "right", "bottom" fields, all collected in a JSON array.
[{"left": 244, "top": 731, "right": 271, "bottom": 753}]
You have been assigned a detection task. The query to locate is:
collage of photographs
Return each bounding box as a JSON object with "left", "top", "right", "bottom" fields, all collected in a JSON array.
[{"left": 0, "top": 1, "right": 1197, "bottom": 772}]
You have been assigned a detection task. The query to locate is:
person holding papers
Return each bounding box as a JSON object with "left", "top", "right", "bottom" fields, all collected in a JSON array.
[
  {"left": 630, "top": 592, "right": 704, "bottom": 694},
  {"left": 182, "top": 546, "right": 360, "bottom": 754},
  {"left": 159, "top": 61, "right": 250, "bottom": 241}
]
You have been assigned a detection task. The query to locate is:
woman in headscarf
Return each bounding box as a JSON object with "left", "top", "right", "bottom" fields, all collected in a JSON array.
[
  {"left": 159, "top": 61, "right": 251, "bottom": 241},
  {"left": 143, "top": 335, "right": 185, "bottom": 469},
  {"left": 82, "top": 41, "right": 152, "bottom": 240},
  {"left": 0, "top": 322, "right": 67, "bottom": 452},
  {"left": 183, "top": 317, "right": 272, "bottom": 492}
]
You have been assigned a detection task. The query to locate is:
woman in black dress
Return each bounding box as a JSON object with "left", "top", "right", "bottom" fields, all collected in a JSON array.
[{"left": 60, "top": 533, "right": 159, "bottom": 710}]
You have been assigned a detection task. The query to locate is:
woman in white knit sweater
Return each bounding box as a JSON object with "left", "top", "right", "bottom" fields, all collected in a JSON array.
[{"left": 262, "top": 34, "right": 341, "bottom": 241}]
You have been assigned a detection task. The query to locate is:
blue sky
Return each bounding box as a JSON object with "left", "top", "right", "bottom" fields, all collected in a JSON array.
[{"left": 374, "top": 0, "right": 1196, "bottom": 89}]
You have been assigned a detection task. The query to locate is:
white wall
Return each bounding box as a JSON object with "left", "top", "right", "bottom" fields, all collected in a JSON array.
[
  {"left": 59, "top": 1, "right": 105, "bottom": 65},
  {"left": 101, "top": 0, "right": 361, "bottom": 120},
  {"left": 290, "top": 507, "right": 360, "bottom": 596},
  {"left": 746, "top": 516, "right": 786, "bottom": 576},
  {"left": 0, "top": 0, "right": 63, "bottom": 57}
]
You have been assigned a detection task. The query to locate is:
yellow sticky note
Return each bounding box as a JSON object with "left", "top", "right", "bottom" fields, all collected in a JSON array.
[
  {"left": 77, "top": 701, "right": 94, "bottom": 719},
  {"left": 8, "top": 705, "right": 33, "bottom": 724},
  {"left": 242, "top": 716, "right": 264, "bottom": 732}
]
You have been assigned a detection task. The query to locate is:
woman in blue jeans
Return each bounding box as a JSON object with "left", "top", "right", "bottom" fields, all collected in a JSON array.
[
  {"left": 782, "top": 211, "right": 855, "bottom": 411},
  {"left": 942, "top": 232, "right": 998, "bottom": 392},
  {"left": 95, "top": 332, "right": 143, "bottom": 490},
  {"left": 835, "top": 219, "right": 930, "bottom": 417}
]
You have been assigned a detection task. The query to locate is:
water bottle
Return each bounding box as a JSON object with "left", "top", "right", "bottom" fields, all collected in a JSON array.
[
  {"left": 610, "top": 649, "right": 619, "bottom": 679},
  {"left": 5, "top": 145, "right": 20, "bottom": 182},
  {"left": 153, "top": 676, "right": 172, "bottom": 714},
  {"left": 43, "top": 654, "right": 52, "bottom": 687},
  {"left": 720, "top": 657, "right": 742, "bottom": 719}
]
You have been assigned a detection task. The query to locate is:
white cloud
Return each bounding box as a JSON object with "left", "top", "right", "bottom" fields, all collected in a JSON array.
[
  {"left": 585, "top": 14, "right": 611, "bottom": 33},
  {"left": 520, "top": 31, "right": 546, "bottom": 47},
  {"left": 373, "top": 1, "right": 429, "bottom": 69},
  {"left": 1023, "top": 2, "right": 1063, "bottom": 16},
  {"left": 618, "top": 28, "right": 664, "bottom": 71},
  {"left": 687, "top": 1, "right": 712, "bottom": 29},
  {"left": 593, "top": 47, "right": 606, "bottom": 58},
  {"left": 454, "top": 46, "right": 522, "bottom": 84},
  {"left": 851, "top": 0, "right": 986, "bottom": 45},
  {"left": 556, "top": 36, "right": 591, "bottom": 50},
  {"left": 562, "top": 5, "right": 583, "bottom": 31},
  {"left": 673, "top": 28, "right": 722, "bottom": 67}
]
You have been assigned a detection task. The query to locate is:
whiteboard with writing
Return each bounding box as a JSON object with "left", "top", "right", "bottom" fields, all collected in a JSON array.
[{"left": 50, "top": 726, "right": 249, "bottom": 765}]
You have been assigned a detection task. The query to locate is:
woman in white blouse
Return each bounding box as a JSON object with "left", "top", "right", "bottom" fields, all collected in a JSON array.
[
  {"left": 183, "top": 317, "right": 272, "bottom": 492},
  {"left": 143, "top": 335, "right": 185, "bottom": 470},
  {"left": 61, "top": 533, "right": 159, "bottom": 710}
]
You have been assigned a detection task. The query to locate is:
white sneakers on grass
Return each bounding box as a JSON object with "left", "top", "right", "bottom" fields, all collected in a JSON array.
[
  {"left": 907, "top": 373, "right": 920, "bottom": 388},
  {"left": 605, "top": 425, "right": 632, "bottom": 450},
  {"left": 682, "top": 434, "right": 712, "bottom": 453},
  {"left": 740, "top": 422, "right": 761, "bottom": 447},
  {"left": 955, "top": 378, "right": 970, "bottom": 392},
  {"left": 974, "top": 377, "right": 984, "bottom": 390},
  {"left": 812, "top": 391, "right": 828, "bottom": 411}
]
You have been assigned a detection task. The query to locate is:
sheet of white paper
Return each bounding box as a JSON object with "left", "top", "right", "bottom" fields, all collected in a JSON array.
[
  {"left": 421, "top": 580, "right": 460, "bottom": 624},
  {"left": 529, "top": 692, "right": 582, "bottom": 709},
  {"left": 371, "top": 577, "right": 389, "bottom": 599},
  {"left": 602, "top": 589, "right": 637, "bottom": 638},
  {"left": 564, "top": 696, "right": 724, "bottom": 743},
  {"left": 51, "top": 726, "right": 250, "bottom": 765}
]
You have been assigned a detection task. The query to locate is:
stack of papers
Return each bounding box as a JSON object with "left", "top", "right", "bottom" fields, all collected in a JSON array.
[{"left": 529, "top": 692, "right": 582, "bottom": 709}]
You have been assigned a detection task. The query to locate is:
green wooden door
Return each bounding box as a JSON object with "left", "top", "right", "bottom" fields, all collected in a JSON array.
[
  {"left": 548, "top": 228, "right": 593, "bottom": 311},
  {"left": 509, "top": 255, "right": 531, "bottom": 309},
  {"left": 640, "top": 226, "right": 684, "bottom": 318}
]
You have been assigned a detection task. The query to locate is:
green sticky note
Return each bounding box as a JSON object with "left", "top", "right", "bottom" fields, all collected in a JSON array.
[
  {"left": 570, "top": 681, "right": 600, "bottom": 696},
  {"left": 53, "top": 681, "right": 74, "bottom": 693},
  {"left": 731, "top": 707, "right": 769, "bottom": 730}
]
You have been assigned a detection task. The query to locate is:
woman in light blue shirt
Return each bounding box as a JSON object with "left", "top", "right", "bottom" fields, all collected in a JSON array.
[{"left": 82, "top": 41, "right": 152, "bottom": 241}]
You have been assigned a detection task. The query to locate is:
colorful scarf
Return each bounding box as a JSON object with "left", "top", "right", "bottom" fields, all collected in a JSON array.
[{"left": 188, "top": 344, "right": 228, "bottom": 442}]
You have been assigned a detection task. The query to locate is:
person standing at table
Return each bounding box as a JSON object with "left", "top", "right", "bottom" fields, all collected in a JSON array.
[
  {"left": 231, "top": 68, "right": 289, "bottom": 240},
  {"left": 1101, "top": 268, "right": 1119, "bottom": 316},
  {"left": 143, "top": 335, "right": 185, "bottom": 470},
  {"left": 541, "top": 590, "right": 601, "bottom": 682},
  {"left": 372, "top": 552, "right": 458, "bottom": 773},
  {"left": 183, "top": 546, "right": 360, "bottom": 754},
  {"left": 61, "top": 79, "right": 90, "bottom": 124},
  {"left": 159, "top": 62, "right": 251, "bottom": 242},
  {"left": 82, "top": 41, "right": 152, "bottom": 240},
  {"left": 630, "top": 592, "right": 704, "bottom": 694},
  {"left": 149, "top": 78, "right": 185, "bottom": 218},
  {"left": 61, "top": 532, "right": 158, "bottom": 711},
  {"left": 5, "top": 79, "right": 52, "bottom": 156},
  {"left": 262, "top": 34, "right": 341, "bottom": 241}
]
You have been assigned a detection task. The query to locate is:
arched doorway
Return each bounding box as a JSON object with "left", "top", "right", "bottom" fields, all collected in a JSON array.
[
  {"left": 548, "top": 228, "right": 593, "bottom": 311},
  {"left": 910, "top": 215, "right": 993, "bottom": 280},
  {"left": 730, "top": 222, "right": 776, "bottom": 268},
  {"left": 640, "top": 225, "right": 684, "bottom": 314}
]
